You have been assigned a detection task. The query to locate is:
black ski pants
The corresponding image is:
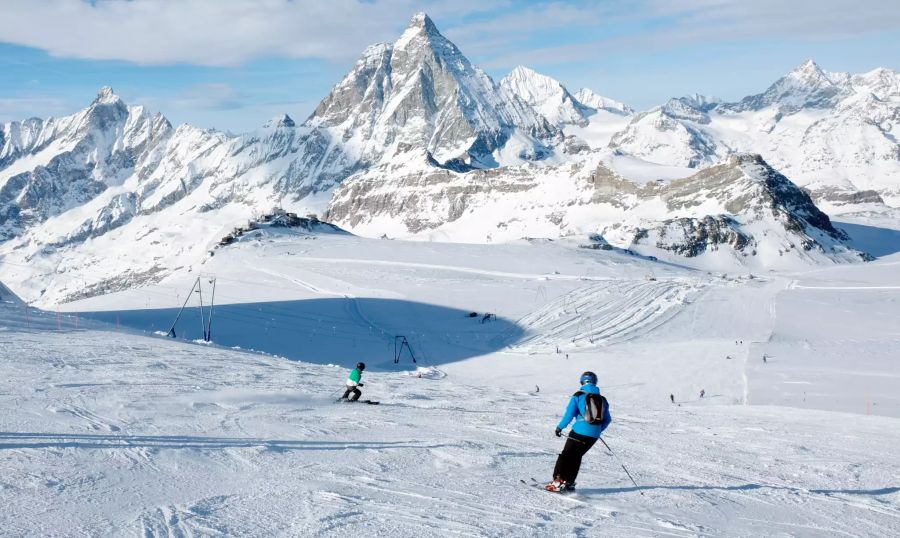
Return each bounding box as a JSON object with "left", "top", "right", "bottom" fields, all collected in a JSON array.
[
  {"left": 553, "top": 432, "right": 598, "bottom": 484},
  {"left": 341, "top": 387, "right": 361, "bottom": 401}
]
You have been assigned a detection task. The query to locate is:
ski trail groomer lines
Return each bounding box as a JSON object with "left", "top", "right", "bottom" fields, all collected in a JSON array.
[
  {"left": 546, "top": 371, "right": 611, "bottom": 492},
  {"left": 340, "top": 362, "right": 366, "bottom": 401}
]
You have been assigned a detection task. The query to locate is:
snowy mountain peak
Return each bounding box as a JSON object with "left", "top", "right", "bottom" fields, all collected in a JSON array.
[
  {"left": 307, "top": 12, "right": 554, "bottom": 170},
  {"left": 93, "top": 86, "right": 121, "bottom": 105},
  {"left": 680, "top": 93, "right": 721, "bottom": 111},
  {"left": 407, "top": 11, "right": 438, "bottom": 33},
  {"left": 500, "top": 66, "right": 589, "bottom": 127},
  {"left": 573, "top": 88, "right": 632, "bottom": 115},
  {"left": 794, "top": 59, "right": 824, "bottom": 75},
  {"left": 505, "top": 66, "right": 559, "bottom": 89},
  {"left": 730, "top": 59, "right": 845, "bottom": 112},
  {"left": 853, "top": 67, "right": 900, "bottom": 100},
  {"left": 264, "top": 114, "right": 295, "bottom": 128},
  {"left": 785, "top": 59, "right": 832, "bottom": 87},
  {"left": 502, "top": 66, "right": 570, "bottom": 104},
  {"left": 395, "top": 11, "right": 446, "bottom": 50}
]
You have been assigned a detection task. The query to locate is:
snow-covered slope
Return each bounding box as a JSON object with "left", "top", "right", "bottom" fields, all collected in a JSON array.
[{"left": 3, "top": 228, "right": 899, "bottom": 536}]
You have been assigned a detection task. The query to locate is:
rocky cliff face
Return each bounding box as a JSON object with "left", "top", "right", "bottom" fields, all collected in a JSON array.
[
  {"left": 624, "top": 154, "right": 858, "bottom": 261},
  {"left": 327, "top": 150, "right": 865, "bottom": 267},
  {"left": 0, "top": 88, "right": 172, "bottom": 240}
]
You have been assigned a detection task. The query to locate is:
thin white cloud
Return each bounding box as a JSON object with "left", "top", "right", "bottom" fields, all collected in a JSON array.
[
  {"left": 171, "top": 83, "right": 246, "bottom": 111},
  {"left": 477, "top": 0, "right": 900, "bottom": 70},
  {"left": 647, "top": 0, "right": 900, "bottom": 38},
  {"left": 0, "top": 0, "right": 500, "bottom": 66},
  {"left": 0, "top": 97, "right": 73, "bottom": 122},
  {"left": 2, "top": 0, "right": 893, "bottom": 70},
  {"left": 443, "top": 2, "right": 606, "bottom": 57}
]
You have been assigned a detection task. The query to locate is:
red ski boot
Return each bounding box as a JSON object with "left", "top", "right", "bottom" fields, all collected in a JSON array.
[{"left": 544, "top": 478, "right": 568, "bottom": 492}]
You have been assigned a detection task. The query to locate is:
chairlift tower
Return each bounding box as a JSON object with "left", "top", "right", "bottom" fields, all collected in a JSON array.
[
  {"left": 393, "top": 335, "right": 418, "bottom": 365},
  {"left": 167, "top": 275, "right": 217, "bottom": 341}
]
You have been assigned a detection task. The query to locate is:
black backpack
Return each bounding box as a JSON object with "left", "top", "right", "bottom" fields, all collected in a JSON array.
[{"left": 574, "top": 391, "right": 607, "bottom": 425}]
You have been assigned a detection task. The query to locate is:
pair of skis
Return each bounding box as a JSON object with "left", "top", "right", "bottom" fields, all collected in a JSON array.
[
  {"left": 336, "top": 398, "right": 380, "bottom": 405},
  {"left": 521, "top": 477, "right": 574, "bottom": 494}
]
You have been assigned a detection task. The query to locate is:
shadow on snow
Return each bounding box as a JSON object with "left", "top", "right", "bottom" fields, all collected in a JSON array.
[
  {"left": 78, "top": 297, "right": 524, "bottom": 369},
  {"left": 836, "top": 221, "right": 900, "bottom": 258}
]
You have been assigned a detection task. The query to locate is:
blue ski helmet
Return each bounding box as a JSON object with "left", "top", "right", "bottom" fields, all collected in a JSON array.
[{"left": 580, "top": 371, "right": 598, "bottom": 385}]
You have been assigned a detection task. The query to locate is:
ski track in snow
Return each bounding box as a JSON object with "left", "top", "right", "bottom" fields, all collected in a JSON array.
[
  {"left": 509, "top": 280, "right": 700, "bottom": 352},
  {"left": 280, "top": 256, "right": 624, "bottom": 282}
]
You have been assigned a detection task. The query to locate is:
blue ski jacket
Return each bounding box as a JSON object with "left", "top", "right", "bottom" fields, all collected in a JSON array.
[{"left": 557, "top": 383, "right": 612, "bottom": 439}]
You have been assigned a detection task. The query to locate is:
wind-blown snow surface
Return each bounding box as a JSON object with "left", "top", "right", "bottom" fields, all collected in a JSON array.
[{"left": 3, "top": 228, "right": 899, "bottom": 536}]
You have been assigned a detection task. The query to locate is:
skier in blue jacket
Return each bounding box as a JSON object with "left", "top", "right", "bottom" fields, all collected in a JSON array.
[{"left": 546, "top": 371, "right": 612, "bottom": 492}]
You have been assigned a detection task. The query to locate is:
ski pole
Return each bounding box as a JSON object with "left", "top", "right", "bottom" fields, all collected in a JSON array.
[
  {"left": 562, "top": 432, "right": 586, "bottom": 444},
  {"left": 562, "top": 434, "right": 643, "bottom": 494},
  {"left": 599, "top": 438, "right": 643, "bottom": 494}
]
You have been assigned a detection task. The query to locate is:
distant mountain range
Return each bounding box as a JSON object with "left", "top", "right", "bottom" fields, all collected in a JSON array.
[{"left": 1, "top": 12, "right": 896, "bottom": 304}]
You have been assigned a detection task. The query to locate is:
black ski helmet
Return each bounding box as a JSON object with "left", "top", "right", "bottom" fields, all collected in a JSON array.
[
  {"left": 356, "top": 362, "right": 366, "bottom": 371},
  {"left": 580, "top": 371, "right": 598, "bottom": 385}
]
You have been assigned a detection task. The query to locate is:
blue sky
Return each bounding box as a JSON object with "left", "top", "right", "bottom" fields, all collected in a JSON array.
[{"left": 1, "top": 0, "right": 898, "bottom": 132}]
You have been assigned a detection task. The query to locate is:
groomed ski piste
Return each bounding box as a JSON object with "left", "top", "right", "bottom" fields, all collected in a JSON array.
[{"left": 2, "top": 219, "right": 900, "bottom": 537}]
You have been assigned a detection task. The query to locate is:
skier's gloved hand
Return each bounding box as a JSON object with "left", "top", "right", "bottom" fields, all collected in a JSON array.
[
  {"left": 555, "top": 427, "right": 562, "bottom": 437},
  {"left": 358, "top": 383, "right": 364, "bottom": 387}
]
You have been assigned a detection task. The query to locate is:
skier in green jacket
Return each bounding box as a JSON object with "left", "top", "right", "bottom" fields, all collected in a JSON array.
[{"left": 340, "top": 362, "right": 366, "bottom": 401}]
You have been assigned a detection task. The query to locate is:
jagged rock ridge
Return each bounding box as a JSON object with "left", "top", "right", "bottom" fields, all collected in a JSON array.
[{"left": 609, "top": 60, "right": 900, "bottom": 210}]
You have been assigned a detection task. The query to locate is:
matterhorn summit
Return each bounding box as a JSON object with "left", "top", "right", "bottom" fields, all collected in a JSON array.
[
  {"left": 308, "top": 12, "right": 555, "bottom": 169},
  {"left": 93, "top": 86, "right": 122, "bottom": 105}
]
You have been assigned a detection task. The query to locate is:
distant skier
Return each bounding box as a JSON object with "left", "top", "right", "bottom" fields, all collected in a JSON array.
[
  {"left": 763, "top": 355, "right": 768, "bottom": 364},
  {"left": 700, "top": 389, "right": 705, "bottom": 399},
  {"left": 340, "top": 362, "right": 366, "bottom": 402},
  {"left": 670, "top": 394, "right": 675, "bottom": 403},
  {"left": 545, "top": 371, "right": 611, "bottom": 492}
]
